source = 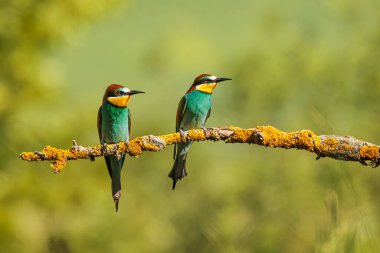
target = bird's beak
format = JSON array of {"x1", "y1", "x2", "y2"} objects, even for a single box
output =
[
  {"x1": 215, "y1": 77, "x2": 232, "y2": 83},
  {"x1": 128, "y1": 90, "x2": 145, "y2": 95}
]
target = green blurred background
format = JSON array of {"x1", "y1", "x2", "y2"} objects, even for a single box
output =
[{"x1": 1, "y1": 0, "x2": 380, "y2": 252}]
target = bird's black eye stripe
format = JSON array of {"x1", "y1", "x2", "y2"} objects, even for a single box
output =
[{"x1": 195, "y1": 78, "x2": 211, "y2": 85}]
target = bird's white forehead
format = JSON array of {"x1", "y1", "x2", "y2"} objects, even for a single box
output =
[
  {"x1": 208, "y1": 75, "x2": 217, "y2": 81},
  {"x1": 120, "y1": 87, "x2": 130, "y2": 93}
]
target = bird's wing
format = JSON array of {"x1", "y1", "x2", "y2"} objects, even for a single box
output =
[
  {"x1": 128, "y1": 109, "x2": 131, "y2": 139},
  {"x1": 97, "y1": 105, "x2": 102, "y2": 142},
  {"x1": 98, "y1": 105, "x2": 113, "y2": 178},
  {"x1": 176, "y1": 96, "x2": 187, "y2": 132},
  {"x1": 174, "y1": 96, "x2": 187, "y2": 159},
  {"x1": 206, "y1": 107, "x2": 211, "y2": 123},
  {"x1": 120, "y1": 109, "x2": 131, "y2": 168}
]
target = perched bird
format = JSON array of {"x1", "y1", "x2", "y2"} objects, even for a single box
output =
[
  {"x1": 97, "y1": 84, "x2": 144, "y2": 211},
  {"x1": 169, "y1": 74, "x2": 232, "y2": 189}
]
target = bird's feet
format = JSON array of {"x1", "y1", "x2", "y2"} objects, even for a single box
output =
[
  {"x1": 101, "y1": 143, "x2": 108, "y2": 155},
  {"x1": 179, "y1": 129, "x2": 188, "y2": 139}
]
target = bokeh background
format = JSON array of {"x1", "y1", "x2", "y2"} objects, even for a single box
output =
[{"x1": 1, "y1": 0, "x2": 380, "y2": 252}]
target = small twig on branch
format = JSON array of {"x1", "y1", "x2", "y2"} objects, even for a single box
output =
[{"x1": 20, "y1": 126, "x2": 380, "y2": 172}]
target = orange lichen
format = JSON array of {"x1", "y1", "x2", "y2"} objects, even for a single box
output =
[
  {"x1": 92, "y1": 145, "x2": 103, "y2": 155},
  {"x1": 252, "y1": 126, "x2": 317, "y2": 151},
  {"x1": 319, "y1": 138, "x2": 338, "y2": 152},
  {"x1": 187, "y1": 129, "x2": 206, "y2": 141},
  {"x1": 42, "y1": 146, "x2": 70, "y2": 172},
  {"x1": 20, "y1": 152, "x2": 39, "y2": 161},
  {"x1": 143, "y1": 141, "x2": 160, "y2": 152},
  {"x1": 50, "y1": 159, "x2": 67, "y2": 173},
  {"x1": 161, "y1": 133, "x2": 181, "y2": 145},
  {"x1": 298, "y1": 130, "x2": 316, "y2": 150},
  {"x1": 43, "y1": 146, "x2": 68, "y2": 160},
  {"x1": 256, "y1": 126, "x2": 289, "y2": 147},
  {"x1": 19, "y1": 126, "x2": 380, "y2": 169},
  {"x1": 288, "y1": 130, "x2": 316, "y2": 151},
  {"x1": 126, "y1": 139, "x2": 143, "y2": 157},
  {"x1": 116, "y1": 141, "x2": 127, "y2": 153},
  {"x1": 360, "y1": 145, "x2": 380, "y2": 159},
  {"x1": 256, "y1": 126, "x2": 283, "y2": 147},
  {"x1": 71, "y1": 149, "x2": 88, "y2": 159},
  {"x1": 341, "y1": 144, "x2": 354, "y2": 151},
  {"x1": 228, "y1": 127, "x2": 253, "y2": 143}
]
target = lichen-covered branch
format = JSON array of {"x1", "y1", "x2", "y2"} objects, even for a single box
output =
[{"x1": 20, "y1": 126, "x2": 380, "y2": 172}]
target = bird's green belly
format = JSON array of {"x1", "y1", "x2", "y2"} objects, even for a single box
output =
[
  {"x1": 181, "y1": 91, "x2": 211, "y2": 130},
  {"x1": 101, "y1": 104, "x2": 130, "y2": 144}
]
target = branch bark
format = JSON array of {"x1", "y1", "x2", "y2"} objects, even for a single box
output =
[{"x1": 20, "y1": 126, "x2": 380, "y2": 172}]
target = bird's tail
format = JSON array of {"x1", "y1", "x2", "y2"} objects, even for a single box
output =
[
  {"x1": 108, "y1": 156, "x2": 124, "y2": 212},
  {"x1": 168, "y1": 155, "x2": 187, "y2": 190},
  {"x1": 112, "y1": 177, "x2": 122, "y2": 212}
]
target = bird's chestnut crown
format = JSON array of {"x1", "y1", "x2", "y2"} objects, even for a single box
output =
[
  {"x1": 187, "y1": 74, "x2": 232, "y2": 94},
  {"x1": 103, "y1": 84, "x2": 144, "y2": 107}
]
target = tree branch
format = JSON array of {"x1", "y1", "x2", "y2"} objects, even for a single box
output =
[{"x1": 20, "y1": 126, "x2": 380, "y2": 172}]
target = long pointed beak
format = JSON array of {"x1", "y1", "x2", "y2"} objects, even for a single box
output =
[
  {"x1": 215, "y1": 77, "x2": 232, "y2": 83},
  {"x1": 128, "y1": 90, "x2": 145, "y2": 95}
]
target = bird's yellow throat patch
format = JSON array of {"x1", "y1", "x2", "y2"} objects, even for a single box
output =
[
  {"x1": 107, "y1": 95, "x2": 131, "y2": 107},
  {"x1": 195, "y1": 83, "x2": 217, "y2": 94}
]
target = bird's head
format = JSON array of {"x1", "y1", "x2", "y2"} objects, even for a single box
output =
[
  {"x1": 103, "y1": 84, "x2": 145, "y2": 107},
  {"x1": 187, "y1": 74, "x2": 232, "y2": 94}
]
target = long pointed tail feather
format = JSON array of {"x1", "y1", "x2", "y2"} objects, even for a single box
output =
[
  {"x1": 168, "y1": 156, "x2": 187, "y2": 190},
  {"x1": 112, "y1": 175, "x2": 122, "y2": 212},
  {"x1": 109, "y1": 156, "x2": 124, "y2": 212},
  {"x1": 169, "y1": 142, "x2": 192, "y2": 189}
]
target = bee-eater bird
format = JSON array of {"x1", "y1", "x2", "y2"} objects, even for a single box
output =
[
  {"x1": 97, "y1": 84, "x2": 144, "y2": 211},
  {"x1": 169, "y1": 74, "x2": 232, "y2": 190}
]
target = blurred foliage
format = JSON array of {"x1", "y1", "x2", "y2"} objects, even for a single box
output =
[
  {"x1": 0, "y1": 0, "x2": 123, "y2": 160},
  {"x1": 1, "y1": 0, "x2": 380, "y2": 252}
]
